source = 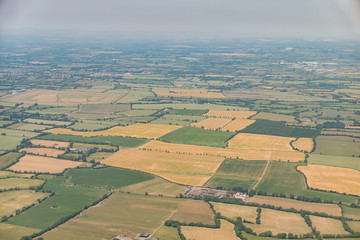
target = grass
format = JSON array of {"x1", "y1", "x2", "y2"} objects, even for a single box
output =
[
  {"x1": 25, "y1": 118, "x2": 72, "y2": 126},
  {"x1": 65, "y1": 167, "x2": 155, "y2": 189},
  {"x1": 7, "y1": 176, "x2": 108, "y2": 230},
  {"x1": 152, "y1": 225, "x2": 181, "y2": 240},
  {"x1": 308, "y1": 154, "x2": 360, "y2": 171},
  {"x1": 72, "y1": 142, "x2": 117, "y2": 151},
  {"x1": 0, "y1": 152, "x2": 22, "y2": 169},
  {"x1": 169, "y1": 108, "x2": 208, "y2": 116},
  {"x1": 8, "y1": 123, "x2": 52, "y2": 131},
  {"x1": 251, "y1": 112, "x2": 295, "y2": 123},
  {"x1": 310, "y1": 216, "x2": 348, "y2": 235},
  {"x1": 0, "y1": 178, "x2": 44, "y2": 190},
  {"x1": 151, "y1": 114, "x2": 205, "y2": 126},
  {"x1": 347, "y1": 221, "x2": 360, "y2": 233},
  {"x1": 38, "y1": 133, "x2": 148, "y2": 147},
  {"x1": 182, "y1": 220, "x2": 239, "y2": 240},
  {"x1": 159, "y1": 126, "x2": 234, "y2": 148},
  {"x1": 70, "y1": 120, "x2": 118, "y2": 131},
  {"x1": 0, "y1": 223, "x2": 39, "y2": 240},
  {"x1": 314, "y1": 138, "x2": 360, "y2": 157},
  {"x1": 132, "y1": 103, "x2": 247, "y2": 111},
  {"x1": 205, "y1": 158, "x2": 267, "y2": 190},
  {"x1": 86, "y1": 152, "x2": 114, "y2": 162},
  {"x1": 212, "y1": 202, "x2": 258, "y2": 222},
  {"x1": 341, "y1": 205, "x2": 360, "y2": 220}
]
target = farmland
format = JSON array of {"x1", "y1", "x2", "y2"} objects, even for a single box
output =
[
  {"x1": 0, "y1": 152, "x2": 22, "y2": 169},
  {"x1": 30, "y1": 139, "x2": 70, "y2": 149},
  {"x1": 190, "y1": 117, "x2": 232, "y2": 130},
  {"x1": 155, "y1": 88, "x2": 225, "y2": 98},
  {"x1": 314, "y1": 136, "x2": 360, "y2": 157},
  {"x1": 292, "y1": 138, "x2": 314, "y2": 152},
  {"x1": 308, "y1": 154, "x2": 360, "y2": 171},
  {"x1": 24, "y1": 118, "x2": 72, "y2": 126},
  {"x1": 0, "y1": 178, "x2": 44, "y2": 190},
  {"x1": 221, "y1": 119, "x2": 256, "y2": 132},
  {"x1": 310, "y1": 216, "x2": 348, "y2": 235},
  {"x1": 204, "y1": 110, "x2": 257, "y2": 119},
  {"x1": 182, "y1": 220, "x2": 239, "y2": 240},
  {"x1": 19, "y1": 148, "x2": 65, "y2": 157},
  {"x1": 212, "y1": 202, "x2": 258, "y2": 222}
]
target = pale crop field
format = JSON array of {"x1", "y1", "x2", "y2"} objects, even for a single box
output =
[
  {"x1": 182, "y1": 220, "x2": 239, "y2": 240},
  {"x1": 20, "y1": 148, "x2": 65, "y2": 157},
  {"x1": 0, "y1": 178, "x2": 44, "y2": 191},
  {"x1": 221, "y1": 119, "x2": 255, "y2": 132},
  {"x1": 103, "y1": 148, "x2": 224, "y2": 186},
  {"x1": 155, "y1": 88, "x2": 224, "y2": 98},
  {"x1": 212, "y1": 202, "x2": 258, "y2": 222},
  {"x1": 292, "y1": 138, "x2": 314, "y2": 152},
  {"x1": 297, "y1": 164, "x2": 360, "y2": 196},
  {"x1": 205, "y1": 110, "x2": 257, "y2": 119},
  {"x1": 310, "y1": 216, "x2": 348, "y2": 235},
  {"x1": 244, "y1": 208, "x2": 311, "y2": 235},
  {"x1": 8, "y1": 155, "x2": 82, "y2": 173},
  {"x1": 46, "y1": 123, "x2": 181, "y2": 139},
  {"x1": 190, "y1": 117, "x2": 232, "y2": 130},
  {"x1": 347, "y1": 221, "x2": 360, "y2": 232},
  {"x1": 30, "y1": 139, "x2": 70, "y2": 149}
]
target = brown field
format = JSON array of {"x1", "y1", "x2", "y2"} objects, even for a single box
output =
[
  {"x1": 155, "y1": 89, "x2": 224, "y2": 99},
  {"x1": 250, "y1": 112, "x2": 295, "y2": 123},
  {"x1": 298, "y1": 164, "x2": 360, "y2": 196},
  {"x1": 248, "y1": 195, "x2": 342, "y2": 216},
  {"x1": 292, "y1": 138, "x2": 314, "y2": 152},
  {"x1": 19, "y1": 148, "x2": 65, "y2": 157},
  {"x1": 205, "y1": 110, "x2": 257, "y2": 119},
  {"x1": 221, "y1": 119, "x2": 255, "y2": 132},
  {"x1": 30, "y1": 139, "x2": 70, "y2": 148},
  {"x1": 103, "y1": 148, "x2": 224, "y2": 186},
  {"x1": 142, "y1": 140, "x2": 305, "y2": 162},
  {"x1": 182, "y1": 220, "x2": 239, "y2": 240},
  {"x1": 46, "y1": 123, "x2": 181, "y2": 139},
  {"x1": 190, "y1": 117, "x2": 232, "y2": 130},
  {"x1": 4, "y1": 89, "x2": 120, "y2": 106},
  {"x1": 310, "y1": 216, "x2": 348, "y2": 235},
  {"x1": 347, "y1": 221, "x2": 360, "y2": 232},
  {"x1": 244, "y1": 208, "x2": 311, "y2": 235},
  {"x1": 8, "y1": 155, "x2": 82, "y2": 173},
  {"x1": 212, "y1": 202, "x2": 257, "y2": 222},
  {"x1": 25, "y1": 118, "x2": 72, "y2": 126},
  {"x1": 228, "y1": 133, "x2": 294, "y2": 151}
]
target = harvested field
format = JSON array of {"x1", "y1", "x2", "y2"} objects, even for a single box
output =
[
  {"x1": 30, "y1": 139, "x2": 70, "y2": 148},
  {"x1": 248, "y1": 195, "x2": 342, "y2": 216},
  {"x1": 155, "y1": 88, "x2": 224, "y2": 99},
  {"x1": 292, "y1": 138, "x2": 314, "y2": 152},
  {"x1": 212, "y1": 202, "x2": 257, "y2": 222},
  {"x1": 342, "y1": 205, "x2": 360, "y2": 220},
  {"x1": 205, "y1": 110, "x2": 257, "y2": 119},
  {"x1": 104, "y1": 148, "x2": 224, "y2": 186},
  {"x1": 0, "y1": 190, "x2": 49, "y2": 217},
  {"x1": 0, "y1": 178, "x2": 44, "y2": 190},
  {"x1": 221, "y1": 119, "x2": 255, "y2": 132},
  {"x1": 8, "y1": 155, "x2": 82, "y2": 173},
  {"x1": 0, "y1": 223, "x2": 39, "y2": 240},
  {"x1": 25, "y1": 118, "x2": 72, "y2": 126},
  {"x1": 46, "y1": 123, "x2": 181, "y2": 139},
  {"x1": 190, "y1": 117, "x2": 232, "y2": 130},
  {"x1": 310, "y1": 216, "x2": 347, "y2": 235},
  {"x1": 244, "y1": 208, "x2": 311, "y2": 235},
  {"x1": 347, "y1": 221, "x2": 360, "y2": 232},
  {"x1": 182, "y1": 220, "x2": 239, "y2": 240},
  {"x1": 250, "y1": 112, "x2": 295, "y2": 123},
  {"x1": 298, "y1": 164, "x2": 360, "y2": 196},
  {"x1": 20, "y1": 148, "x2": 65, "y2": 157},
  {"x1": 228, "y1": 133, "x2": 294, "y2": 151}
]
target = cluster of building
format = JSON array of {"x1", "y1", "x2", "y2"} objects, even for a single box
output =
[
  {"x1": 113, "y1": 232, "x2": 156, "y2": 240},
  {"x1": 184, "y1": 186, "x2": 248, "y2": 201}
]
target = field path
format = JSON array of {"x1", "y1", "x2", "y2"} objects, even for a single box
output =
[
  {"x1": 252, "y1": 159, "x2": 271, "y2": 190},
  {"x1": 151, "y1": 209, "x2": 177, "y2": 237}
]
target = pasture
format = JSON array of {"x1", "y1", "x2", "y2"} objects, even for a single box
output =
[
  {"x1": 20, "y1": 147, "x2": 65, "y2": 157},
  {"x1": 152, "y1": 225, "x2": 181, "y2": 240},
  {"x1": 314, "y1": 137, "x2": 360, "y2": 157},
  {"x1": 298, "y1": 164, "x2": 360, "y2": 196},
  {"x1": 70, "y1": 120, "x2": 118, "y2": 131},
  {"x1": 25, "y1": 118, "x2": 72, "y2": 126},
  {"x1": 8, "y1": 123, "x2": 52, "y2": 131},
  {"x1": 8, "y1": 155, "x2": 82, "y2": 173},
  {"x1": 104, "y1": 148, "x2": 224, "y2": 186},
  {"x1": 341, "y1": 205, "x2": 360, "y2": 220},
  {"x1": 221, "y1": 119, "x2": 255, "y2": 132},
  {"x1": 0, "y1": 223, "x2": 39, "y2": 240},
  {"x1": 151, "y1": 114, "x2": 205, "y2": 126},
  {"x1": 190, "y1": 117, "x2": 232, "y2": 130},
  {"x1": 78, "y1": 103, "x2": 131, "y2": 113},
  {"x1": 347, "y1": 221, "x2": 360, "y2": 232},
  {"x1": 212, "y1": 202, "x2": 258, "y2": 222},
  {"x1": 204, "y1": 110, "x2": 257, "y2": 119},
  {"x1": 0, "y1": 152, "x2": 22, "y2": 169},
  {"x1": 30, "y1": 139, "x2": 70, "y2": 149},
  {"x1": 72, "y1": 142, "x2": 116, "y2": 151},
  {"x1": 169, "y1": 108, "x2": 208, "y2": 116},
  {"x1": 251, "y1": 112, "x2": 295, "y2": 123},
  {"x1": 0, "y1": 178, "x2": 44, "y2": 190},
  {"x1": 155, "y1": 88, "x2": 224, "y2": 98},
  {"x1": 86, "y1": 152, "x2": 114, "y2": 162},
  {"x1": 308, "y1": 154, "x2": 360, "y2": 171},
  {"x1": 310, "y1": 216, "x2": 348, "y2": 235},
  {"x1": 182, "y1": 220, "x2": 239, "y2": 240},
  {"x1": 292, "y1": 138, "x2": 314, "y2": 152}
]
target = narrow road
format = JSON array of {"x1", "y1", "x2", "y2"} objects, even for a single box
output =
[
  {"x1": 151, "y1": 209, "x2": 177, "y2": 237},
  {"x1": 251, "y1": 159, "x2": 271, "y2": 190}
]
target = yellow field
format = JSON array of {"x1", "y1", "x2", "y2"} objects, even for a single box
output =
[
  {"x1": 182, "y1": 220, "x2": 238, "y2": 240},
  {"x1": 228, "y1": 133, "x2": 294, "y2": 151},
  {"x1": 4, "y1": 89, "x2": 120, "y2": 106},
  {"x1": 30, "y1": 139, "x2": 70, "y2": 148},
  {"x1": 103, "y1": 148, "x2": 224, "y2": 186},
  {"x1": 46, "y1": 123, "x2": 181, "y2": 139},
  {"x1": 244, "y1": 209, "x2": 311, "y2": 235},
  {"x1": 190, "y1": 117, "x2": 232, "y2": 130},
  {"x1": 8, "y1": 155, "x2": 82, "y2": 173},
  {"x1": 155, "y1": 89, "x2": 224, "y2": 98},
  {"x1": 204, "y1": 110, "x2": 257, "y2": 119},
  {"x1": 142, "y1": 140, "x2": 304, "y2": 162},
  {"x1": 298, "y1": 164, "x2": 360, "y2": 196},
  {"x1": 212, "y1": 202, "x2": 257, "y2": 222},
  {"x1": 292, "y1": 138, "x2": 314, "y2": 152},
  {"x1": 20, "y1": 148, "x2": 65, "y2": 157},
  {"x1": 221, "y1": 119, "x2": 255, "y2": 132},
  {"x1": 310, "y1": 216, "x2": 348, "y2": 235},
  {"x1": 347, "y1": 221, "x2": 360, "y2": 232},
  {"x1": 248, "y1": 195, "x2": 342, "y2": 216}
]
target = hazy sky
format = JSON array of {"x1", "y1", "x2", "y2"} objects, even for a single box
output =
[{"x1": 1, "y1": 0, "x2": 360, "y2": 39}]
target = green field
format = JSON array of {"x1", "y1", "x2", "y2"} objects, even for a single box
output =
[
  {"x1": 86, "y1": 152, "x2": 114, "y2": 162},
  {"x1": 7, "y1": 176, "x2": 108, "y2": 230},
  {"x1": 205, "y1": 158, "x2": 267, "y2": 190},
  {"x1": 341, "y1": 205, "x2": 360, "y2": 220},
  {"x1": 0, "y1": 120, "x2": 13, "y2": 127},
  {"x1": 133, "y1": 103, "x2": 247, "y2": 111},
  {"x1": 308, "y1": 154, "x2": 360, "y2": 171},
  {"x1": 314, "y1": 138, "x2": 360, "y2": 157},
  {"x1": 70, "y1": 120, "x2": 118, "y2": 131},
  {"x1": 72, "y1": 142, "x2": 117, "y2": 151},
  {"x1": 251, "y1": 112, "x2": 295, "y2": 123},
  {"x1": 0, "y1": 152, "x2": 22, "y2": 169},
  {"x1": 38, "y1": 134, "x2": 148, "y2": 148},
  {"x1": 159, "y1": 126, "x2": 234, "y2": 148},
  {"x1": 151, "y1": 114, "x2": 205, "y2": 126},
  {"x1": 255, "y1": 161, "x2": 358, "y2": 204},
  {"x1": 0, "y1": 128, "x2": 40, "y2": 151},
  {"x1": 169, "y1": 108, "x2": 208, "y2": 116},
  {"x1": 65, "y1": 167, "x2": 155, "y2": 189}
]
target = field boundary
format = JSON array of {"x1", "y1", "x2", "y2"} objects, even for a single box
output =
[{"x1": 251, "y1": 160, "x2": 271, "y2": 190}]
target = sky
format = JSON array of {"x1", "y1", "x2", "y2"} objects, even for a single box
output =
[{"x1": 0, "y1": 0, "x2": 360, "y2": 40}]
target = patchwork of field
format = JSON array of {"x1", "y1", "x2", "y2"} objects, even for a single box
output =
[
  {"x1": 104, "y1": 148, "x2": 224, "y2": 186},
  {"x1": 70, "y1": 120, "x2": 119, "y2": 131},
  {"x1": 46, "y1": 123, "x2": 181, "y2": 139},
  {"x1": 243, "y1": 208, "x2": 311, "y2": 235},
  {"x1": 30, "y1": 139, "x2": 70, "y2": 149},
  {"x1": 212, "y1": 202, "x2": 257, "y2": 222},
  {"x1": 221, "y1": 119, "x2": 256, "y2": 132},
  {"x1": 0, "y1": 129, "x2": 40, "y2": 151},
  {"x1": 25, "y1": 118, "x2": 72, "y2": 126},
  {"x1": 190, "y1": 117, "x2": 232, "y2": 130},
  {"x1": 77, "y1": 103, "x2": 131, "y2": 113},
  {"x1": 248, "y1": 195, "x2": 342, "y2": 216},
  {"x1": 298, "y1": 164, "x2": 360, "y2": 196},
  {"x1": 250, "y1": 112, "x2": 295, "y2": 123},
  {"x1": 155, "y1": 88, "x2": 224, "y2": 98},
  {"x1": 20, "y1": 147, "x2": 65, "y2": 157},
  {"x1": 292, "y1": 138, "x2": 314, "y2": 152},
  {"x1": 310, "y1": 216, "x2": 348, "y2": 235},
  {"x1": 0, "y1": 178, "x2": 44, "y2": 190},
  {"x1": 204, "y1": 110, "x2": 257, "y2": 119},
  {"x1": 0, "y1": 152, "x2": 22, "y2": 169},
  {"x1": 132, "y1": 103, "x2": 247, "y2": 111},
  {"x1": 8, "y1": 155, "x2": 82, "y2": 173},
  {"x1": 0, "y1": 190, "x2": 49, "y2": 217},
  {"x1": 8, "y1": 123, "x2": 52, "y2": 131},
  {"x1": 308, "y1": 154, "x2": 360, "y2": 171},
  {"x1": 151, "y1": 114, "x2": 205, "y2": 126},
  {"x1": 182, "y1": 220, "x2": 238, "y2": 240},
  {"x1": 314, "y1": 136, "x2": 360, "y2": 157}
]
